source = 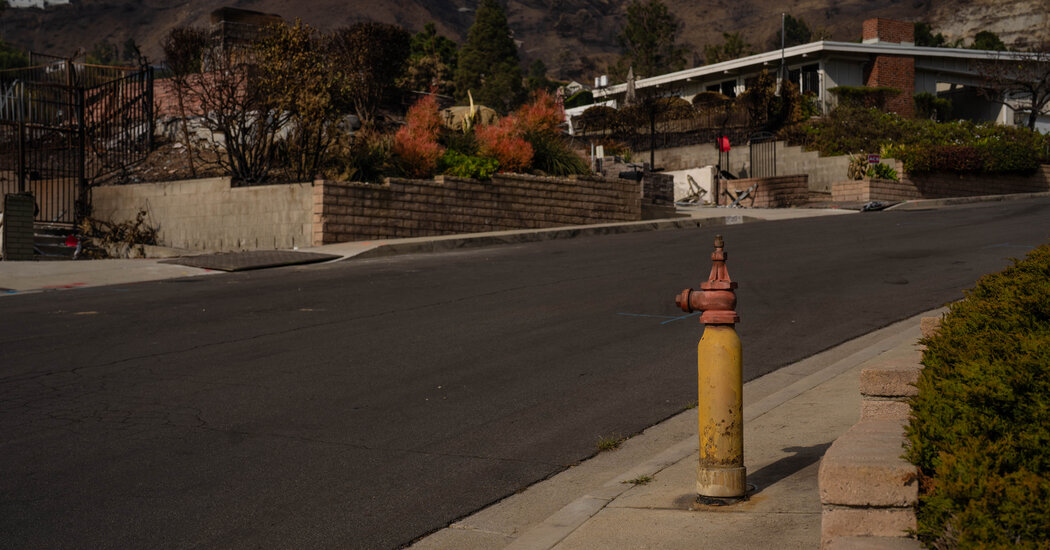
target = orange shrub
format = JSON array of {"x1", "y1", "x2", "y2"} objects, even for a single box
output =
[
  {"x1": 514, "y1": 89, "x2": 563, "y2": 135},
  {"x1": 476, "y1": 116, "x2": 533, "y2": 173},
  {"x1": 403, "y1": 93, "x2": 443, "y2": 137},
  {"x1": 394, "y1": 94, "x2": 445, "y2": 178}
]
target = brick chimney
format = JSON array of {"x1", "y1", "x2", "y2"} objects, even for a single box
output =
[
  {"x1": 861, "y1": 18, "x2": 916, "y2": 117},
  {"x1": 862, "y1": 18, "x2": 915, "y2": 45}
]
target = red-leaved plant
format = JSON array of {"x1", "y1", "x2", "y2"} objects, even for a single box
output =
[
  {"x1": 514, "y1": 89, "x2": 563, "y2": 135},
  {"x1": 394, "y1": 94, "x2": 445, "y2": 178},
  {"x1": 476, "y1": 116, "x2": 533, "y2": 173}
]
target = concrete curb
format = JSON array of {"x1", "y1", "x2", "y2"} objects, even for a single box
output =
[
  {"x1": 885, "y1": 191, "x2": 1050, "y2": 211},
  {"x1": 342, "y1": 216, "x2": 756, "y2": 261}
]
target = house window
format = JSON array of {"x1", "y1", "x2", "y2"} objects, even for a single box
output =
[
  {"x1": 787, "y1": 64, "x2": 820, "y2": 94},
  {"x1": 706, "y1": 80, "x2": 737, "y2": 97},
  {"x1": 801, "y1": 64, "x2": 820, "y2": 94}
]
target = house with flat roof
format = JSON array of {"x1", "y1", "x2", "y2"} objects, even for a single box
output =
[{"x1": 592, "y1": 18, "x2": 1049, "y2": 132}]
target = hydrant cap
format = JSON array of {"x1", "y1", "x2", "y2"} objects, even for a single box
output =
[{"x1": 699, "y1": 234, "x2": 737, "y2": 291}]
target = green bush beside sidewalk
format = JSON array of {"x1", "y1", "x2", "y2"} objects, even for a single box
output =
[{"x1": 906, "y1": 243, "x2": 1050, "y2": 547}]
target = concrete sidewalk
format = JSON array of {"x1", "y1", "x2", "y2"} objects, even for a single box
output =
[
  {"x1": 408, "y1": 310, "x2": 935, "y2": 550},
  {"x1": 0, "y1": 206, "x2": 851, "y2": 295}
]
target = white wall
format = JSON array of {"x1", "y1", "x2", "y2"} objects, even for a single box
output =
[
  {"x1": 665, "y1": 166, "x2": 717, "y2": 202},
  {"x1": 91, "y1": 177, "x2": 313, "y2": 253}
]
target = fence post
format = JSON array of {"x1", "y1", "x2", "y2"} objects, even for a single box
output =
[
  {"x1": 76, "y1": 86, "x2": 89, "y2": 222},
  {"x1": 17, "y1": 121, "x2": 26, "y2": 193},
  {"x1": 147, "y1": 66, "x2": 155, "y2": 152}
]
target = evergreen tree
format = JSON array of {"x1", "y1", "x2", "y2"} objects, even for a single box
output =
[
  {"x1": 617, "y1": 0, "x2": 689, "y2": 78},
  {"x1": 773, "y1": 15, "x2": 812, "y2": 48},
  {"x1": 703, "y1": 32, "x2": 755, "y2": 64},
  {"x1": 971, "y1": 30, "x2": 1006, "y2": 51},
  {"x1": 454, "y1": 0, "x2": 525, "y2": 113},
  {"x1": 915, "y1": 22, "x2": 949, "y2": 47},
  {"x1": 0, "y1": 39, "x2": 28, "y2": 71},
  {"x1": 400, "y1": 23, "x2": 459, "y2": 96}
]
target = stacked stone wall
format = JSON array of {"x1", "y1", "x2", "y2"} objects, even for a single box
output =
[
  {"x1": 832, "y1": 164, "x2": 1050, "y2": 202},
  {"x1": 722, "y1": 175, "x2": 810, "y2": 208},
  {"x1": 313, "y1": 174, "x2": 641, "y2": 245}
]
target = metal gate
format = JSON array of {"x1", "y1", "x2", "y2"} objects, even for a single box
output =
[
  {"x1": 748, "y1": 131, "x2": 776, "y2": 179},
  {"x1": 0, "y1": 57, "x2": 153, "y2": 225}
]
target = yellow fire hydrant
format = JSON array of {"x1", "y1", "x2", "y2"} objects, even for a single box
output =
[{"x1": 674, "y1": 235, "x2": 746, "y2": 499}]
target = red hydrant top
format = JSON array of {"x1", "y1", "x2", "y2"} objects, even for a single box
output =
[{"x1": 674, "y1": 235, "x2": 740, "y2": 325}]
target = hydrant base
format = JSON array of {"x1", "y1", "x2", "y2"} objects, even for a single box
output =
[{"x1": 697, "y1": 466, "x2": 747, "y2": 498}]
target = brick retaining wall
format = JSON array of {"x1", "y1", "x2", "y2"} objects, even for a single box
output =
[
  {"x1": 722, "y1": 175, "x2": 810, "y2": 208},
  {"x1": 90, "y1": 174, "x2": 641, "y2": 252},
  {"x1": 832, "y1": 178, "x2": 921, "y2": 202},
  {"x1": 314, "y1": 173, "x2": 641, "y2": 245},
  {"x1": 905, "y1": 163, "x2": 1050, "y2": 198},
  {"x1": 833, "y1": 164, "x2": 1050, "y2": 202}
]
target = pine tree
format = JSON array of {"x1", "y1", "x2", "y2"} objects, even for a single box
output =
[
  {"x1": 772, "y1": 15, "x2": 812, "y2": 49},
  {"x1": 454, "y1": 0, "x2": 525, "y2": 113},
  {"x1": 617, "y1": 0, "x2": 690, "y2": 78}
]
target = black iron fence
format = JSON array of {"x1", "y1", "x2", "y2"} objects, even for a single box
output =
[
  {"x1": 0, "y1": 58, "x2": 153, "y2": 225},
  {"x1": 571, "y1": 102, "x2": 771, "y2": 154},
  {"x1": 749, "y1": 131, "x2": 777, "y2": 179}
]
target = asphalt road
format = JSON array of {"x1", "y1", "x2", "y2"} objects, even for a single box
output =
[{"x1": 2, "y1": 199, "x2": 1048, "y2": 549}]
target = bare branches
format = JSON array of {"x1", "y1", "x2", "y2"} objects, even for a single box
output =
[
  {"x1": 975, "y1": 47, "x2": 1050, "y2": 130},
  {"x1": 182, "y1": 42, "x2": 288, "y2": 185}
]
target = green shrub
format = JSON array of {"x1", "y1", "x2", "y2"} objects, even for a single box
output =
[
  {"x1": 914, "y1": 92, "x2": 952, "y2": 121},
  {"x1": 906, "y1": 243, "x2": 1050, "y2": 548},
  {"x1": 829, "y1": 86, "x2": 902, "y2": 110},
  {"x1": 440, "y1": 149, "x2": 498, "y2": 180},
  {"x1": 526, "y1": 131, "x2": 589, "y2": 176},
  {"x1": 866, "y1": 162, "x2": 898, "y2": 181},
  {"x1": 443, "y1": 128, "x2": 479, "y2": 156},
  {"x1": 337, "y1": 126, "x2": 394, "y2": 183},
  {"x1": 795, "y1": 105, "x2": 1049, "y2": 175}
]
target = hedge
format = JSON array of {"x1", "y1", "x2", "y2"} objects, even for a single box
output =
[
  {"x1": 784, "y1": 105, "x2": 1050, "y2": 175},
  {"x1": 905, "y1": 243, "x2": 1050, "y2": 548},
  {"x1": 829, "y1": 85, "x2": 902, "y2": 110}
]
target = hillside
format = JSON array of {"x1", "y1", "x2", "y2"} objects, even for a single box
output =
[{"x1": 2, "y1": 0, "x2": 1046, "y2": 80}]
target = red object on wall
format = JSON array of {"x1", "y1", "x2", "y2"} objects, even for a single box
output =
[{"x1": 717, "y1": 136, "x2": 731, "y2": 152}]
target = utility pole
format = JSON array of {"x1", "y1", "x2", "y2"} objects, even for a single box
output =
[{"x1": 777, "y1": 13, "x2": 786, "y2": 97}]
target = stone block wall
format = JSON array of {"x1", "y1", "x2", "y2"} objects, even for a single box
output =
[
  {"x1": 2, "y1": 193, "x2": 35, "y2": 261},
  {"x1": 314, "y1": 173, "x2": 641, "y2": 245},
  {"x1": 905, "y1": 163, "x2": 1050, "y2": 197},
  {"x1": 818, "y1": 317, "x2": 940, "y2": 549},
  {"x1": 90, "y1": 173, "x2": 641, "y2": 252},
  {"x1": 91, "y1": 177, "x2": 313, "y2": 252},
  {"x1": 832, "y1": 164, "x2": 1050, "y2": 202},
  {"x1": 642, "y1": 173, "x2": 674, "y2": 205},
  {"x1": 832, "y1": 178, "x2": 921, "y2": 202},
  {"x1": 722, "y1": 175, "x2": 810, "y2": 208}
]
